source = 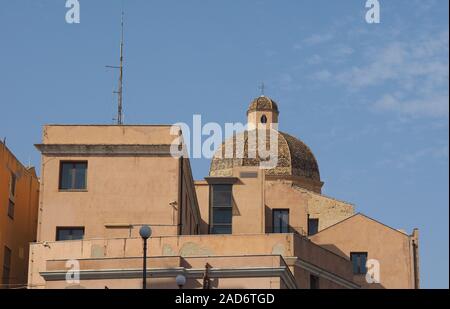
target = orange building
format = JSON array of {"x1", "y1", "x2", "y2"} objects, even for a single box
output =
[{"x1": 0, "y1": 141, "x2": 40, "y2": 289}]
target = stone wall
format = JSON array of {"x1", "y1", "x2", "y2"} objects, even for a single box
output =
[{"x1": 293, "y1": 186, "x2": 355, "y2": 231}]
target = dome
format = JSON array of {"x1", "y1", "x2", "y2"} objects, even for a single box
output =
[
  {"x1": 209, "y1": 130, "x2": 321, "y2": 183},
  {"x1": 247, "y1": 96, "x2": 279, "y2": 115}
]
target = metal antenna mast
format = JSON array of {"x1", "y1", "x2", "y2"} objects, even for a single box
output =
[{"x1": 107, "y1": 10, "x2": 125, "y2": 125}]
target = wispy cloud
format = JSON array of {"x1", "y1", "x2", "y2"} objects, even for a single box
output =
[
  {"x1": 373, "y1": 94, "x2": 449, "y2": 118},
  {"x1": 377, "y1": 144, "x2": 449, "y2": 169},
  {"x1": 302, "y1": 33, "x2": 334, "y2": 46},
  {"x1": 307, "y1": 54, "x2": 323, "y2": 65},
  {"x1": 336, "y1": 31, "x2": 448, "y2": 89},
  {"x1": 317, "y1": 29, "x2": 449, "y2": 118},
  {"x1": 310, "y1": 69, "x2": 332, "y2": 82}
]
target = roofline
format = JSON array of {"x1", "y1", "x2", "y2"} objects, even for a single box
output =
[
  {"x1": 0, "y1": 141, "x2": 38, "y2": 178},
  {"x1": 298, "y1": 234, "x2": 353, "y2": 263},
  {"x1": 42, "y1": 124, "x2": 175, "y2": 127},
  {"x1": 292, "y1": 185, "x2": 354, "y2": 206},
  {"x1": 312, "y1": 212, "x2": 415, "y2": 237}
]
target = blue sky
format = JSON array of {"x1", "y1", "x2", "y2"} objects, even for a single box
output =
[{"x1": 0, "y1": 0, "x2": 448, "y2": 288}]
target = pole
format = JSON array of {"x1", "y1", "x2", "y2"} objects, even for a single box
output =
[
  {"x1": 143, "y1": 238, "x2": 147, "y2": 289},
  {"x1": 117, "y1": 10, "x2": 124, "y2": 125}
]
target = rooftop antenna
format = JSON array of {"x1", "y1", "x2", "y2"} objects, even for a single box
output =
[{"x1": 106, "y1": 9, "x2": 125, "y2": 125}]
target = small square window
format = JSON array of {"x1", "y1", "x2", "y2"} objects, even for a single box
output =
[
  {"x1": 56, "y1": 227, "x2": 85, "y2": 241},
  {"x1": 308, "y1": 217, "x2": 319, "y2": 236},
  {"x1": 350, "y1": 252, "x2": 368, "y2": 275},
  {"x1": 273, "y1": 209, "x2": 289, "y2": 233},
  {"x1": 59, "y1": 162, "x2": 87, "y2": 190}
]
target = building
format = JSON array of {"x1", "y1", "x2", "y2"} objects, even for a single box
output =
[
  {"x1": 0, "y1": 141, "x2": 40, "y2": 289},
  {"x1": 27, "y1": 96, "x2": 420, "y2": 289}
]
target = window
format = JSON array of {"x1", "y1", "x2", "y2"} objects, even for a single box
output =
[
  {"x1": 272, "y1": 209, "x2": 289, "y2": 233},
  {"x1": 7, "y1": 200, "x2": 14, "y2": 219},
  {"x1": 59, "y1": 162, "x2": 87, "y2": 190},
  {"x1": 308, "y1": 217, "x2": 319, "y2": 236},
  {"x1": 310, "y1": 274, "x2": 319, "y2": 289},
  {"x1": 210, "y1": 185, "x2": 232, "y2": 234},
  {"x1": 261, "y1": 115, "x2": 268, "y2": 124},
  {"x1": 9, "y1": 172, "x2": 16, "y2": 197},
  {"x1": 2, "y1": 247, "x2": 11, "y2": 287},
  {"x1": 350, "y1": 252, "x2": 368, "y2": 275},
  {"x1": 56, "y1": 227, "x2": 85, "y2": 241}
]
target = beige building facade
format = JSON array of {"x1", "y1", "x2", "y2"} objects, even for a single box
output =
[{"x1": 28, "y1": 96, "x2": 420, "y2": 289}]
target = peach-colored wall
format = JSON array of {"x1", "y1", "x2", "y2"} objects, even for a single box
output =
[
  {"x1": 29, "y1": 234, "x2": 356, "y2": 289},
  {"x1": 45, "y1": 277, "x2": 283, "y2": 290},
  {"x1": 42, "y1": 125, "x2": 178, "y2": 145},
  {"x1": 28, "y1": 234, "x2": 296, "y2": 288},
  {"x1": 197, "y1": 167, "x2": 265, "y2": 235},
  {"x1": 36, "y1": 125, "x2": 199, "y2": 242},
  {"x1": 294, "y1": 236, "x2": 355, "y2": 285},
  {"x1": 230, "y1": 167, "x2": 265, "y2": 234},
  {"x1": 38, "y1": 155, "x2": 180, "y2": 240},
  {"x1": 194, "y1": 181, "x2": 209, "y2": 234},
  {"x1": 264, "y1": 181, "x2": 308, "y2": 235},
  {"x1": 0, "y1": 142, "x2": 39, "y2": 288},
  {"x1": 196, "y1": 172, "x2": 352, "y2": 237},
  {"x1": 310, "y1": 214, "x2": 417, "y2": 289},
  {"x1": 44, "y1": 255, "x2": 286, "y2": 289}
]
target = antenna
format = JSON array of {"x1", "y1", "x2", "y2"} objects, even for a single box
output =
[{"x1": 106, "y1": 10, "x2": 125, "y2": 125}]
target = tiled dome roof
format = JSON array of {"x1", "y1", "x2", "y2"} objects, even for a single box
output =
[
  {"x1": 209, "y1": 130, "x2": 320, "y2": 182},
  {"x1": 247, "y1": 96, "x2": 279, "y2": 114}
]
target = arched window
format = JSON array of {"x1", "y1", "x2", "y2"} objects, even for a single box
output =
[{"x1": 261, "y1": 115, "x2": 268, "y2": 124}]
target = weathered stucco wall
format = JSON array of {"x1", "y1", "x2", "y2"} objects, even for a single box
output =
[
  {"x1": 29, "y1": 233, "x2": 358, "y2": 289},
  {"x1": 230, "y1": 167, "x2": 265, "y2": 234},
  {"x1": 36, "y1": 125, "x2": 200, "y2": 242},
  {"x1": 43, "y1": 255, "x2": 287, "y2": 289},
  {"x1": 42, "y1": 125, "x2": 178, "y2": 145},
  {"x1": 38, "y1": 155, "x2": 181, "y2": 240},
  {"x1": 264, "y1": 180, "x2": 308, "y2": 235},
  {"x1": 28, "y1": 234, "x2": 296, "y2": 289},
  {"x1": 294, "y1": 186, "x2": 355, "y2": 231},
  {"x1": 195, "y1": 171, "x2": 354, "y2": 237},
  {"x1": 310, "y1": 214, "x2": 417, "y2": 289}
]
